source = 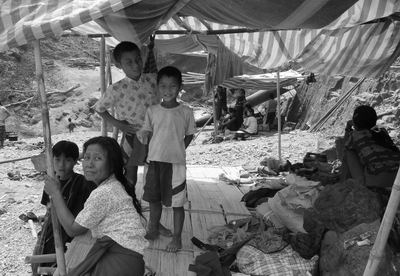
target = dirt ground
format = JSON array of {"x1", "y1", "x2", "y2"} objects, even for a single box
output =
[{"x1": 0, "y1": 128, "x2": 334, "y2": 275}]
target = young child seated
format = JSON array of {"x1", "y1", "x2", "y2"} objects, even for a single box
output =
[
  {"x1": 137, "y1": 66, "x2": 196, "y2": 252},
  {"x1": 33, "y1": 141, "x2": 96, "y2": 271},
  {"x1": 343, "y1": 105, "x2": 400, "y2": 188},
  {"x1": 234, "y1": 106, "x2": 258, "y2": 140}
]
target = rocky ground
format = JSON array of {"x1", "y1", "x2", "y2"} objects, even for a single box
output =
[{"x1": 0, "y1": 128, "x2": 334, "y2": 276}]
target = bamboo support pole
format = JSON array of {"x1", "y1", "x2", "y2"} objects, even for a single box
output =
[
  {"x1": 100, "y1": 36, "x2": 107, "y2": 137},
  {"x1": 25, "y1": 254, "x2": 56, "y2": 264},
  {"x1": 192, "y1": 115, "x2": 213, "y2": 144},
  {"x1": 212, "y1": 87, "x2": 218, "y2": 136},
  {"x1": 106, "y1": 47, "x2": 119, "y2": 141},
  {"x1": 363, "y1": 167, "x2": 400, "y2": 276},
  {"x1": 276, "y1": 71, "x2": 282, "y2": 162},
  {"x1": 33, "y1": 40, "x2": 66, "y2": 275}
]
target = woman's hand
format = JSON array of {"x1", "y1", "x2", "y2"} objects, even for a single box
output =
[{"x1": 44, "y1": 175, "x2": 62, "y2": 197}]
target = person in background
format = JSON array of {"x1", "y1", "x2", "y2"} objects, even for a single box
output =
[
  {"x1": 220, "y1": 89, "x2": 246, "y2": 132},
  {"x1": 343, "y1": 105, "x2": 400, "y2": 188},
  {"x1": 262, "y1": 94, "x2": 277, "y2": 131},
  {"x1": 214, "y1": 85, "x2": 228, "y2": 122},
  {"x1": 137, "y1": 66, "x2": 196, "y2": 252},
  {"x1": 33, "y1": 141, "x2": 96, "y2": 274},
  {"x1": 0, "y1": 102, "x2": 10, "y2": 148},
  {"x1": 67, "y1": 118, "x2": 76, "y2": 133},
  {"x1": 44, "y1": 136, "x2": 148, "y2": 275}
]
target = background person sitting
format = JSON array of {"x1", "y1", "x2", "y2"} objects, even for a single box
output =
[
  {"x1": 342, "y1": 105, "x2": 400, "y2": 188},
  {"x1": 220, "y1": 89, "x2": 246, "y2": 133},
  {"x1": 45, "y1": 136, "x2": 148, "y2": 276},
  {"x1": 234, "y1": 106, "x2": 258, "y2": 140}
]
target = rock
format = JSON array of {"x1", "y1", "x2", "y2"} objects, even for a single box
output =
[
  {"x1": 0, "y1": 208, "x2": 6, "y2": 215},
  {"x1": 87, "y1": 97, "x2": 98, "y2": 107},
  {"x1": 30, "y1": 114, "x2": 42, "y2": 124},
  {"x1": 381, "y1": 115, "x2": 397, "y2": 124}
]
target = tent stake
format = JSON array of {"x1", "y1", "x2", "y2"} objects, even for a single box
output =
[
  {"x1": 363, "y1": 167, "x2": 400, "y2": 276},
  {"x1": 33, "y1": 40, "x2": 66, "y2": 276},
  {"x1": 276, "y1": 71, "x2": 282, "y2": 163},
  {"x1": 100, "y1": 35, "x2": 107, "y2": 136}
]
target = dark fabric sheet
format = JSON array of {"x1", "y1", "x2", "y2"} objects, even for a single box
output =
[{"x1": 67, "y1": 236, "x2": 144, "y2": 276}]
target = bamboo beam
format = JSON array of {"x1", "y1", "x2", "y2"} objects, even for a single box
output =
[
  {"x1": 277, "y1": 71, "x2": 282, "y2": 162},
  {"x1": 25, "y1": 254, "x2": 56, "y2": 264},
  {"x1": 33, "y1": 40, "x2": 66, "y2": 275},
  {"x1": 100, "y1": 36, "x2": 107, "y2": 137},
  {"x1": 363, "y1": 168, "x2": 400, "y2": 276},
  {"x1": 61, "y1": 28, "x2": 267, "y2": 38}
]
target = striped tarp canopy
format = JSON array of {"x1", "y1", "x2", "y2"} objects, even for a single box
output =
[
  {"x1": 1, "y1": 0, "x2": 399, "y2": 81},
  {"x1": 155, "y1": 0, "x2": 400, "y2": 78},
  {"x1": 221, "y1": 70, "x2": 302, "y2": 91},
  {"x1": 0, "y1": 0, "x2": 361, "y2": 52}
]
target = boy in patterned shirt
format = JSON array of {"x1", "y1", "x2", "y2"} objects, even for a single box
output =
[
  {"x1": 95, "y1": 41, "x2": 159, "y2": 189},
  {"x1": 137, "y1": 66, "x2": 196, "y2": 252}
]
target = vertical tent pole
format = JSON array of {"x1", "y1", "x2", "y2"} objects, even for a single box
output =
[
  {"x1": 363, "y1": 167, "x2": 400, "y2": 276},
  {"x1": 33, "y1": 40, "x2": 66, "y2": 276},
  {"x1": 212, "y1": 87, "x2": 218, "y2": 136},
  {"x1": 105, "y1": 47, "x2": 118, "y2": 140},
  {"x1": 100, "y1": 35, "x2": 107, "y2": 136},
  {"x1": 277, "y1": 71, "x2": 282, "y2": 162}
]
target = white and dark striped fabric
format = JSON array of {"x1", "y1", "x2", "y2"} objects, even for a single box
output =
[
  {"x1": 0, "y1": 0, "x2": 141, "y2": 51},
  {"x1": 221, "y1": 70, "x2": 301, "y2": 91},
  {"x1": 1, "y1": 0, "x2": 399, "y2": 80}
]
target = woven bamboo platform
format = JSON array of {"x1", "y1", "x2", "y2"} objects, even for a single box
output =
[{"x1": 137, "y1": 165, "x2": 250, "y2": 276}]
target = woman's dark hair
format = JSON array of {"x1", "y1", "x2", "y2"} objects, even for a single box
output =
[
  {"x1": 157, "y1": 66, "x2": 182, "y2": 86},
  {"x1": 113, "y1": 41, "x2": 141, "y2": 64},
  {"x1": 353, "y1": 105, "x2": 377, "y2": 130},
  {"x1": 83, "y1": 136, "x2": 143, "y2": 217},
  {"x1": 53, "y1": 140, "x2": 79, "y2": 161}
]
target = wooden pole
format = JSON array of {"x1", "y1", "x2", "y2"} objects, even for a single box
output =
[
  {"x1": 363, "y1": 167, "x2": 400, "y2": 276},
  {"x1": 106, "y1": 47, "x2": 119, "y2": 141},
  {"x1": 277, "y1": 71, "x2": 282, "y2": 162},
  {"x1": 100, "y1": 36, "x2": 107, "y2": 137},
  {"x1": 33, "y1": 40, "x2": 66, "y2": 275}
]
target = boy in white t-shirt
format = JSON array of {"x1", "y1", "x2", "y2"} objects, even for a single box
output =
[{"x1": 137, "y1": 66, "x2": 196, "y2": 252}]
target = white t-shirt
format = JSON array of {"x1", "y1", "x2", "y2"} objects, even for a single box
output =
[
  {"x1": 75, "y1": 175, "x2": 149, "y2": 254},
  {"x1": 243, "y1": 116, "x2": 258, "y2": 134},
  {"x1": 141, "y1": 104, "x2": 196, "y2": 164}
]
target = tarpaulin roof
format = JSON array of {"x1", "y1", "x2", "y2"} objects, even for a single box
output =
[
  {"x1": 221, "y1": 70, "x2": 302, "y2": 90},
  {"x1": 1, "y1": 0, "x2": 399, "y2": 82}
]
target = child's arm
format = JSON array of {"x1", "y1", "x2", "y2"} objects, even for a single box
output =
[
  {"x1": 184, "y1": 135, "x2": 194, "y2": 148},
  {"x1": 97, "y1": 110, "x2": 136, "y2": 134}
]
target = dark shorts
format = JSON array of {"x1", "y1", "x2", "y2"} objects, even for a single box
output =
[
  {"x1": 0, "y1": 125, "x2": 5, "y2": 140},
  {"x1": 121, "y1": 133, "x2": 148, "y2": 167},
  {"x1": 143, "y1": 161, "x2": 187, "y2": 207}
]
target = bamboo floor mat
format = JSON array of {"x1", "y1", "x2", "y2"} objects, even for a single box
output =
[{"x1": 136, "y1": 165, "x2": 250, "y2": 276}]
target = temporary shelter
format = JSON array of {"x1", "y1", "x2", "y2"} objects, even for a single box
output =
[{"x1": 1, "y1": 0, "x2": 400, "y2": 275}]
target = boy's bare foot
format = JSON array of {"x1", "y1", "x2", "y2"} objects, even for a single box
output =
[
  {"x1": 144, "y1": 230, "x2": 160, "y2": 241},
  {"x1": 166, "y1": 236, "x2": 182, "y2": 252},
  {"x1": 159, "y1": 223, "x2": 173, "y2": 237}
]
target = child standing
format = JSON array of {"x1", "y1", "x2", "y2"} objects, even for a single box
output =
[
  {"x1": 67, "y1": 118, "x2": 76, "y2": 133},
  {"x1": 138, "y1": 66, "x2": 196, "y2": 252},
  {"x1": 95, "y1": 41, "x2": 159, "y2": 188}
]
